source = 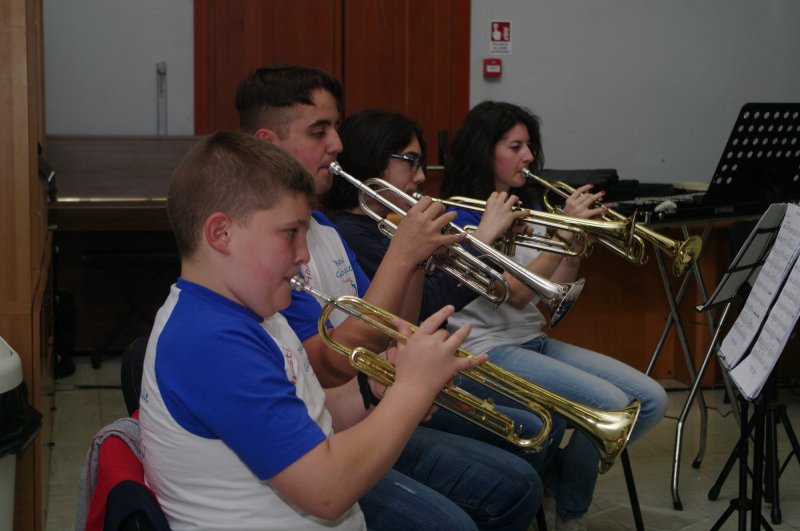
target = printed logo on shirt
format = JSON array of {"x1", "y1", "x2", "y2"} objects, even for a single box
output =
[
  {"x1": 333, "y1": 257, "x2": 357, "y2": 294},
  {"x1": 283, "y1": 347, "x2": 297, "y2": 384},
  {"x1": 297, "y1": 344, "x2": 311, "y2": 373},
  {"x1": 300, "y1": 264, "x2": 314, "y2": 286},
  {"x1": 333, "y1": 257, "x2": 353, "y2": 279}
]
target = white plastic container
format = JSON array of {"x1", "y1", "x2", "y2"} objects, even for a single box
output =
[{"x1": 0, "y1": 336, "x2": 25, "y2": 531}]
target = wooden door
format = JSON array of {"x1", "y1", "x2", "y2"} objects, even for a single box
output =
[
  {"x1": 194, "y1": 0, "x2": 470, "y2": 176},
  {"x1": 2, "y1": 0, "x2": 49, "y2": 528},
  {"x1": 194, "y1": 0, "x2": 343, "y2": 133},
  {"x1": 342, "y1": 0, "x2": 470, "y2": 169}
]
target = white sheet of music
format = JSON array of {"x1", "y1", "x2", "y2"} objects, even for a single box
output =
[
  {"x1": 718, "y1": 203, "x2": 800, "y2": 372},
  {"x1": 700, "y1": 203, "x2": 786, "y2": 312},
  {"x1": 730, "y1": 243, "x2": 800, "y2": 398}
]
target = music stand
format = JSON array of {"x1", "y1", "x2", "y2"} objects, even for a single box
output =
[
  {"x1": 657, "y1": 203, "x2": 783, "y2": 510},
  {"x1": 702, "y1": 103, "x2": 800, "y2": 212},
  {"x1": 644, "y1": 103, "x2": 800, "y2": 509},
  {"x1": 696, "y1": 203, "x2": 800, "y2": 530}
]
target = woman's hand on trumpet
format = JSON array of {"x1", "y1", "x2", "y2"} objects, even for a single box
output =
[
  {"x1": 562, "y1": 184, "x2": 607, "y2": 220},
  {"x1": 472, "y1": 191, "x2": 530, "y2": 245},
  {"x1": 557, "y1": 184, "x2": 607, "y2": 248}
]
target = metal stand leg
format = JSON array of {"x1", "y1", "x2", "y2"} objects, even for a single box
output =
[
  {"x1": 670, "y1": 302, "x2": 733, "y2": 510},
  {"x1": 644, "y1": 224, "x2": 722, "y2": 510},
  {"x1": 761, "y1": 382, "x2": 800, "y2": 525},
  {"x1": 708, "y1": 392, "x2": 774, "y2": 531},
  {"x1": 654, "y1": 246, "x2": 712, "y2": 509}
]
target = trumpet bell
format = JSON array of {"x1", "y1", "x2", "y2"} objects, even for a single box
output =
[
  {"x1": 546, "y1": 278, "x2": 584, "y2": 329},
  {"x1": 672, "y1": 234, "x2": 703, "y2": 277},
  {"x1": 593, "y1": 400, "x2": 641, "y2": 473}
]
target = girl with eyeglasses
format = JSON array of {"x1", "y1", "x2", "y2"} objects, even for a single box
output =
[{"x1": 324, "y1": 107, "x2": 567, "y2": 480}]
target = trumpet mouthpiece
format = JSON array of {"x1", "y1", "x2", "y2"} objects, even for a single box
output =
[{"x1": 289, "y1": 275, "x2": 308, "y2": 291}]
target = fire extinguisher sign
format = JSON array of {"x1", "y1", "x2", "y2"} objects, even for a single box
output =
[{"x1": 489, "y1": 21, "x2": 511, "y2": 54}]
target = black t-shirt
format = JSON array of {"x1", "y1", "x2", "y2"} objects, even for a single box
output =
[{"x1": 331, "y1": 211, "x2": 479, "y2": 321}]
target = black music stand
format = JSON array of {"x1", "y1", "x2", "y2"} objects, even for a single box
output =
[
  {"x1": 697, "y1": 204, "x2": 799, "y2": 530},
  {"x1": 708, "y1": 371, "x2": 800, "y2": 527},
  {"x1": 702, "y1": 103, "x2": 800, "y2": 215},
  {"x1": 659, "y1": 204, "x2": 782, "y2": 510},
  {"x1": 645, "y1": 103, "x2": 800, "y2": 510}
]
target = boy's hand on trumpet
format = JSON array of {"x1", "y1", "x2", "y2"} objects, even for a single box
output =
[{"x1": 389, "y1": 305, "x2": 487, "y2": 405}]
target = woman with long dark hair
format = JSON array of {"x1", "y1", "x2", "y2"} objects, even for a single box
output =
[{"x1": 441, "y1": 101, "x2": 668, "y2": 531}]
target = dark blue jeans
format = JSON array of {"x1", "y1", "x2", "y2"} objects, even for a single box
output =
[{"x1": 359, "y1": 425, "x2": 541, "y2": 530}]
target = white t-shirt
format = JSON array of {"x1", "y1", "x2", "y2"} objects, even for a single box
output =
[{"x1": 445, "y1": 209, "x2": 547, "y2": 354}]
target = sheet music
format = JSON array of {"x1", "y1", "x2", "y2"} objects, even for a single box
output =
[
  {"x1": 699, "y1": 203, "x2": 786, "y2": 312},
  {"x1": 729, "y1": 247, "x2": 800, "y2": 398},
  {"x1": 717, "y1": 203, "x2": 800, "y2": 371}
]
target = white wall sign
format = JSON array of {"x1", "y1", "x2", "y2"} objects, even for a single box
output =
[{"x1": 490, "y1": 20, "x2": 511, "y2": 54}]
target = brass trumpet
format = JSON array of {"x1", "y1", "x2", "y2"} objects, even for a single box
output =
[
  {"x1": 425, "y1": 194, "x2": 638, "y2": 259},
  {"x1": 523, "y1": 169, "x2": 703, "y2": 276},
  {"x1": 291, "y1": 275, "x2": 641, "y2": 472},
  {"x1": 330, "y1": 162, "x2": 583, "y2": 328}
]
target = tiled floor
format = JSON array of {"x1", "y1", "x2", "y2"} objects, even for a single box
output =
[{"x1": 46, "y1": 355, "x2": 800, "y2": 530}]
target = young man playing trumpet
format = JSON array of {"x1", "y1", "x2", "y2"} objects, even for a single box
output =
[{"x1": 235, "y1": 64, "x2": 544, "y2": 530}]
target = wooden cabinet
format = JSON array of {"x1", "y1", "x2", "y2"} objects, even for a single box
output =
[{"x1": 1, "y1": 0, "x2": 51, "y2": 529}]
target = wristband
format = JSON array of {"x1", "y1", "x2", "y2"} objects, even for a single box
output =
[{"x1": 357, "y1": 372, "x2": 382, "y2": 409}]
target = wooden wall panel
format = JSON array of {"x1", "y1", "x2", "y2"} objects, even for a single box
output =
[
  {"x1": 2, "y1": 0, "x2": 49, "y2": 528},
  {"x1": 195, "y1": 0, "x2": 343, "y2": 134}
]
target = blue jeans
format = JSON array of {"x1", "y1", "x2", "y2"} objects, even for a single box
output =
[
  {"x1": 457, "y1": 335, "x2": 668, "y2": 520},
  {"x1": 360, "y1": 425, "x2": 541, "y2": 531},
  {"x1": 423, "y1": 401, "x2": 566, "y2": 475}
]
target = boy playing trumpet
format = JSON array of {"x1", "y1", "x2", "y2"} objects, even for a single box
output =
[{"x1": 138, "y1": 132, "x2": 490, "y2": 529}]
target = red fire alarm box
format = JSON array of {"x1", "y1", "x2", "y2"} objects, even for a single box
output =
[{"x1": 483, "y1": 58, "x2": 502, "y2": 78}]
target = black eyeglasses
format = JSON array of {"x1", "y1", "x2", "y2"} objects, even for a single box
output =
[{"x1": 389, "y1": 152, "x2": 426, "y2": 173}]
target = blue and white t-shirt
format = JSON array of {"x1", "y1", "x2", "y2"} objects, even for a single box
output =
[
  {"x1": 280, "y1": 211, "x2": 371, "y2": 339},
  {"x1": 139, "y1": 278, "x2": 366, "y2": 530}
]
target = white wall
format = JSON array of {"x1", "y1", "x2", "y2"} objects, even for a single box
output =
[
  {"x1": 42, "y1": 0, "x2": 800, "y2": 169},
  {"x1": 470, "y1": 1, "x2": 800, "y2": 183},
  {"x1": 44, "y1": 0, "x2": 194, "y2": 135}
]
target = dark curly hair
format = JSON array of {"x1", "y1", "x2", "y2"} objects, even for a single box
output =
[{"x1": 442, "y1": 101, "x2": 543, "y2": 207}]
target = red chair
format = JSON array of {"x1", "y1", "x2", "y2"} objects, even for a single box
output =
[{"x1": 82, "y1": 416, "x2": 170, "y2": 531}]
